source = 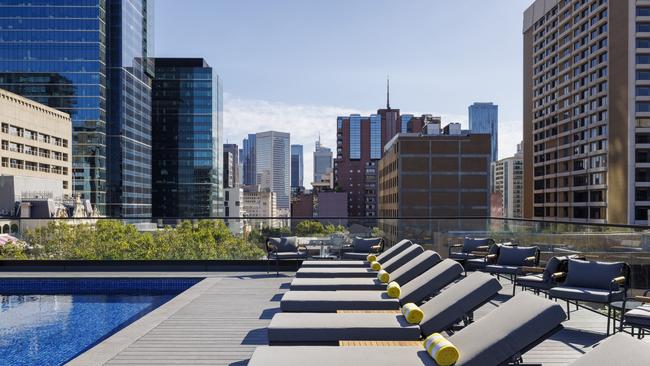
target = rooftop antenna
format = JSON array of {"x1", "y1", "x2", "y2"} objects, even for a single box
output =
[{"x1": 386, "y1": 75, "x2": 390, "y2": 110}]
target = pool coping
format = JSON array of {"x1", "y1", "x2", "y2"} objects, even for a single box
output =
[{"x1": 65, "y1": 276, "x2": 218, "y2": 366}]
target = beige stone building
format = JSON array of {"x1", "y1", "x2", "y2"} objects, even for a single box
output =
[
  {"x1": 492, "y1": 142, "x2": 524, "y2": 218},
  {"x1": 242, "y1": 185, "x2": 279, "y2": 229},
  {"x1": 0, "y1": 88, "x2": 72, "y2": 196}
]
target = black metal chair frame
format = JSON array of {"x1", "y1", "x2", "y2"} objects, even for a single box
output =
[{"x1": 619, "y1": 289, "x2": 650, "y2": 339}]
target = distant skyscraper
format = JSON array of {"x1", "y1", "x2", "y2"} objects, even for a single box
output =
[
  {"x1": 255, "y1": 131, "x2": 290, "y2": 210},
  {"x1": 291, "y1": 144, "x2": 304, "y2": 189},
  {"x1": 0, "y1": 0, "x2": 156, "y2": 216},
  {"x1": 242, "y1": 134, "x2": 256, "y2": 186},
  {"x1": 468, "y1": 102, "x2": 498, "y2": 163},
  {"x1": 151, "y1": 58, "x2": 223, "y2": 218},
  {"x1": 313, "y1": 137, "x2": 333, "y2": 183},
  {"x1": 492, "y1": 142, "x2": 524, "y2": 218},
  {"x1": 224, "y1": 144, "x2": 240, "y2": 187}
]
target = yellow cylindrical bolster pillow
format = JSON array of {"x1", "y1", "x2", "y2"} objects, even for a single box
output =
[
  {"x1": 423, "y1": 333, "x2": 460, "y2": 366},
  {"x1": 377, "y1": 270, "x2": 390, "y2": 283},
  {"x1": 367, "y1": 254, "x2": 377, "y2": 263},
  {"x1": 386, "y1": 281, "x2": 401, "y2": 298},
  {"x1": 401, "y1": 303, "x2": 424, "y2": 324},
  {"x1": 370, "y1": 261, "x2": 382, "y2": 271}
]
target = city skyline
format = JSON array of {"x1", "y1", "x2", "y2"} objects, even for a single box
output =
[{"x1": 155, "y1": 0, "x2": 533, "y2": 188}]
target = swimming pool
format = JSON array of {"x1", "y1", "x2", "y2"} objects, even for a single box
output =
[{"x1": 0, "y1": 278, "x2": 200, "y2": 366}]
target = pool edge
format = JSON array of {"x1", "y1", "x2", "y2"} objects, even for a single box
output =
[{"x1": 64, "y1": 277, "x2": 217, "y2": 366}]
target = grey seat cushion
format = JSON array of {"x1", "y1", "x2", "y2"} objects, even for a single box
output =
[
  {"x1": 290, "y1": 278, "x2": 383, "y2": 291},
  {"x1": 381, "y1": 244, "x2": 424, "y2": 273},
  {"x1": 300, "y1": 260, "x2": 367, "y2": 268},
  {"x1": 496, "y1": 246, "x2": 538, "y2": 266},
  {"x1": 341, "y1": 252, "x2": 372, "y2": 260},
  {"x1": 564, "y1": 259, "x2": 624, "y2": 290},
  {"x1": 419, "y1": 272, "x2": 502, "y2": 336},
  {"x1": 447, "y1": 292, "x2": 566, "y2": 366},
  {"x1": 248, "y1": 346, "x2": 435, "y2": 366},
  {"x1": 374, "y1": 239, "x2": 413, "y2": 263},
  {"x1": 485, "y1": 264, "x2": 521, "y2": 275},
  {"x1": 549, "y1": 286, "x2": 624, "y2": 303},
  {"x1": 271, "y1": 252, "x2": 307, "y2": 260},
  {"x1": 464, "y1": 257, "x2": 488, "y2": 270},
  {"x1": 268, "y1": 313, "x2": 421, "y2": 343},
  {"x1": 569, "y1": 333, "x2": 650, "y2": 366},
  {"x1": 624, "y1": 304, "x2": 650, "y2": 327},
  {"x1": 351, "y1": 237, "x2": 382, "y2": 252},
  {"x1": 269, "y1": 236, "x2": 298, "y2": 252},
  {"x1": 516, "y1": 274, "x2": 551, "y2": 290},
  {"x1": 449, "y1": 252, "x2": 478, "y2": 261},
  {"x1": 295, "y1": 267, "x2": 376, "y2": 278},
  {"x1": 280, "y1": 291, "x2": 400, "y2": 312},
  {"x1": 399, "y1": 259, "x2": 464, "y2": 305}
]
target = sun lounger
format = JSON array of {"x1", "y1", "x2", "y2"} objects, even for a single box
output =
[
  {"x1": 251, "y1": 292, "x2": 566, "y2": 366},
  {"x1": 281, "y1": 259, "x2": 463, "y2": 312},
  {"x1": 568, "y1": 333, "x2": 650, "y2": 366},
  {"x1": 290, "y1": 250, "x2": 441, "y2": 291},
  {"x1": 300, "y1": 239, "x2": 413, "y2": 268},
  {"x1": 295, "y1": 244, "x2": 424, "y2": 278},
  {"x1": 269, "y1": 272, "x2": 501, "y2": 344}
]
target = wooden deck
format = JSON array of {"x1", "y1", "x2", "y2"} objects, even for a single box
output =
[{"x1": 59, "y1": 271, "x2": 648, "y2": 365}]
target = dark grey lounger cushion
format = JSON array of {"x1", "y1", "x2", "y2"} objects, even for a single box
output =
[
  {"x1": 352, "y1": 237, "x2": 382, "y2": 252},
  {"x1": 300, "y1": 260, "x2": 367, "y2": 268},
  {"x1": 280, "y1": 291, "x2": 400, "y2": 312},
  {"x1": 381, "y1": 244, "x2": 424, "y2": 273},
  {"x1": 268, "y1": 313, "x2": 421, "y2": 343},
  {"x1": 447, "y1": 292, "x2": 565, "y2": 366},
  {"x1": 419, "y1": 272, "x2": 502, "y2": 336},
  {"x1": 496, "y1": 246, "x2": 537, "y2": 266},
  {"x1": 549, "y1": 286, "x2": 624, "y2": 303},
  {"x1": 290, "y1": 278, "x2": 383, "y2": 291},
  {"x1": 624, "y1": 304, "x2": 650, "y2": 327},
  {"x1": 390, "y1": 250, "x2": 441, "y2": 286},
  {"x1": 248, "y1": 347, "x2": 434, "y2": 366},
  {"x1": 376, "y1": 239, "x2": 413, "y2": 263},
  {"x1": 563, "y1": 259, "x2": 624, "y2": 290},
  {"x1": 485, "y1": 264, "x2": 521, "y2": 275},
  {"x1": 399, "y1": 259, "x2": 463, "y2": 305},
  {"x1": 295, "y1": 267, "x2": 376, "y2": 278},
  {"x1": 569, "y1": 333, "x2": 650, "y2": 366},
  {"x1": 269, "y1": 236, "x2": 298, "y2": 252}
]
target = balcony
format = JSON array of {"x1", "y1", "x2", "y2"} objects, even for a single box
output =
[{"x1": 2, "y1": 216, "x2": 650, "y2": 365}]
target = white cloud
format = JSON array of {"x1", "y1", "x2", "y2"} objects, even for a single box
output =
[{"x1": 223, "y1": 96, "x2": 523, "y2": 189}]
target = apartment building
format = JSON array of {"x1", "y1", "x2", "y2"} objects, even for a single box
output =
[
  {"x1": 242, "y1": 186, "x2": 278, "y2": 229},
  {"x1": 523, "y1": 0, "x2": 650, "y2": 224},
  {"x1": 378, "y1": 124, "x2": 491, "y2": 243},
  {"x1": 492, "y1": 142, "x2": 525, "y2": 218},
  {"x1": 0, "y1": 88, "x2": 72, "y2": 197}
]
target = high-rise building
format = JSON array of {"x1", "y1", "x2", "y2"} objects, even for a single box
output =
[
  {"x1": 0, "y1": 0, "x2": 155, "y2": 217},
  {"x1": 335, "y1": 107, "x2": 431, "y2": 217},
  {"x1": 242, "y1": 134, "x2": 256, "y2": 186},
  {"x1": 469, "y1": 102, "x2": 499, "y2": 163},
  {"x1": 313, "y1": 138, "x2": 333, "y2": 183},
  {"x1": 523, "y1": 0, "x2": 641, "y2": 224},
  {"x1": 378, "y1": 124, "x2": 491, "y2": 244},
  {"x1": 290, "y1": 144, "x2": 303, "y2": 189},
  {"x1": 492, "y1": 142, "x2": 524, "y2": 218},
  {"x1": 224, "y1": 187, "x2": 243, "y2": 234},
  {"x1": 255, "y1": 131, "x2": 290, "y2": 210},
  {"x1": 151, "y1": 58, "x2": 222, "y2": 218},
  {"x1": 224, "y1": 144, "x2": 239, "y2": 188}
]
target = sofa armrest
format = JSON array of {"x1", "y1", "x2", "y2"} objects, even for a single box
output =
[
  {"x1": 522, "y1": 266, "x2": 544, "y2": 274},
  {"x1": 471, "y1": 250, "x2": 489, "y2": 257},
  {"x1": 486, "y1": 254, "x2": 497, "y2": 264},
  {"x1": 524, "y1": 256, "x2": 536, "y2": 264},
  {"x1": 551, "y1": 272, "x2": 566, "y2": 281},
  {"x1": 370, "y1": 244, "x2": 382, "y2": 253},
  {"x1": 612, "y1": 276, "x2": 626, "y2": 286}
]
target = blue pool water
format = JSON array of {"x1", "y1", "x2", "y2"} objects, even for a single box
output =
[{"x1": 0, "y1": 278, "x2": 199, "y2": 366}]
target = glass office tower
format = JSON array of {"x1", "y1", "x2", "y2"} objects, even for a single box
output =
[
  {"x1": 0, "y1": 0, "x2": 109, "y2": 212},
  {"x1": 291, "y1": 144, "x2": 303, "y2": 189},
  {"x1": 468, "y1": 102, "x2": 499, "y2": 163},
  {"x1": 152, "y1": 58, "x2": 223, "y2": 218},
  {"x1": 0, "y1": 0, "x2": 155, "y2": 217}
]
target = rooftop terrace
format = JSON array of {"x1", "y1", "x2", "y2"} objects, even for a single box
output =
[{"x1": 0, "y1": 270, "x2": 644, "y2": 365}]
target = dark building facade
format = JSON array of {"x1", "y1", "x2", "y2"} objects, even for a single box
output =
[
  {"x1": 378, "y1": 125, "x2": 491, "y2": 244},
  {"x1": 291, "y1": 144, "x2": 303, "y2": 189},
  {"x1": 0, "y1": 0, "x2": 155, "y2": 217},
  {"x1": 335, "y1": 107, "x2": 434, "y2": 217},
  {"x1": 151, "y1": 58, "x2": 222, "y2": 218},
  {"x1": 223, "y1": 143, "x2": 239, "y2": 188},
  {"x1": 242, "y1": 134, "x2": 256, "y2": 186}
]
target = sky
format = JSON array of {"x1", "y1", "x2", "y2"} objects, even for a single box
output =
[{"x1": 154, "y1": 0, "x2": 533, "y2": 186}]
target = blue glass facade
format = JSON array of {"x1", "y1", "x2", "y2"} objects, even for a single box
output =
[
  {"x1": 0, "y1": 0, "x2": 108, "y2": 212},
  {"x1": 151, "y1": 58, "x2": 222, "y2": 218},
  {"x1": 106, "y1": 0, "x2": 154, "y2": 218},
  {"x1": 468, "y1": 102, "x2": 498, "y2": 162},
  {"x1": 349, "y1": 115, "x2": 361, "y2": 160},
  {"x1": 291, "y1": 144, "x2": 303, "y2": 188},
  {"x1": 242, "y1": 134, "x2": 256, "y2": 186},
  {"x1": 370, "y1": 114, "x2": 382, "y2": 159}
]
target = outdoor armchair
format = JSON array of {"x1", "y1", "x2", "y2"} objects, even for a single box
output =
[
  {"x1": 251, "y1": 292, "x2": 566, "y2": 366},
  {"x1": 548, "y1": 258, "x2": 630, "y2": 335},
  {"x1": 266, "y1": 236, "x2": 307, "y2": 276},
  {"x1": 448, "y1": 237, "x2": 494, "y2": 262},
  {"x1": 484, "y1": 245, "x2": 540, "y2": 295},
  {"x1": 462, "y1": 241, "x2": 505, "y2": 272},
  {"x1": 340, "y1": 237, "x2": 384, "y2": 260},
  {"x1": 620, "y1": 289, "x2": 650, "y2": 337}
]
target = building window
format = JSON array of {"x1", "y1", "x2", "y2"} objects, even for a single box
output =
[{"x1": 350, "y1": 115, "x2": 361, "y2": 159}]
